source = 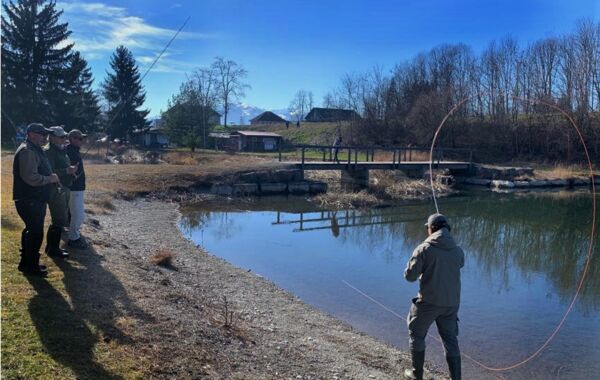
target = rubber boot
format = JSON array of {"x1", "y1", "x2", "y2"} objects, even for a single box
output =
[
  {"x1": 45, "y1": 224, "x2": 69, "y2": 258},
  {"x1": 18, "y1": 231, "x2": 47, "y2": 277},
  {"x1": 404, "y1": 350, "x2": 425, "y2": 380},
  {"x1": 446, "y1": 355, "x2": 461, "y2": 380}
]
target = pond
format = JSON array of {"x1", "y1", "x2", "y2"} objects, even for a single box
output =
[{"x1": 180, "y1": 189, "x2": 599, "y2": 379}]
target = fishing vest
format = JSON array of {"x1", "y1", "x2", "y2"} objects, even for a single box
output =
[{"x1": 13, "y1": 141, "x2": 53, "y2": 202}]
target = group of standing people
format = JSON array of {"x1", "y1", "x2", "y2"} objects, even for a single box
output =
[{"x1": 13, "y1": 123, "x2": 87, "y2": 277}]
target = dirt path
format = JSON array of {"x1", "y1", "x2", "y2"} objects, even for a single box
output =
[{"x1": 80, "y1": 198, "x2": 446, "y2": 379}]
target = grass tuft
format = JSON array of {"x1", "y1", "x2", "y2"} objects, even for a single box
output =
[{"x1": 150, "y1": 248, "x2": 176, "y2": 267}]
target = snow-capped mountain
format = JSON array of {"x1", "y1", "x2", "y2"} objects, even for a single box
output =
[{"x1": 222, "y1": 102, "x2": 293, "y2": 125}]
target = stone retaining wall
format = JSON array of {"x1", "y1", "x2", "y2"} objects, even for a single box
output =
[
  {"x1": 210, "y1": 168, "x2": 328, "y2": 197},
  {"x1": 459, "y1": 176, "x2": 598, "y2": 189}
]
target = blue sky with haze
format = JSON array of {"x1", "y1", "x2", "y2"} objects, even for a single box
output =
[{"x1": 58, "y1": 0, "x2": 600, "y2": 116}]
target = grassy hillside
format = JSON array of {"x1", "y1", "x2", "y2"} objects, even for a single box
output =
[{"x1": 245, "y1": 122, "x2": 352, "y2": 145}]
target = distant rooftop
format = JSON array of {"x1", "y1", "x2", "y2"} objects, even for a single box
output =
[{"x1": 236, "y1": 130, "x2": 282, "y2": 137}]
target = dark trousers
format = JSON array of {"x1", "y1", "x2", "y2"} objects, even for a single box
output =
[
  {"x1": 15, "y1": 199, "x2": 47, "y2": 268},
  {"x1": 407, "y1": 298, "x2": 460, "y2": 357}
]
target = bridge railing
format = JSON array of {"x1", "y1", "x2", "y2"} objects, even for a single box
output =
[{"x1": 277, "y1": 144, "x2": 473, "y2": 167}]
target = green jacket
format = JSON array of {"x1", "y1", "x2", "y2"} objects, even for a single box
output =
[
  {"x1": 44, "y1": 142, "x2": 73, "y2": 187},
  {"x1": 405, "y1": 227, "x2": 464, "y2": 307}
]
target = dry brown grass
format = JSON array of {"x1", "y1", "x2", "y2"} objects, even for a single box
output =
[
  {"x1": 369, "y1": 150, "x2": 431, "y2": 162},
  {"x1": 313, "y1": 190, "x2": 380, "y2": 209},
  {"x1": 84, "y1": 151, "x2": 283, "y2": 196},
  {"x1": 150, "y1": 248, "x2": 176, "y2": 267},
  {"x1": 535, "y1": 164, "x2": 588, "y2": 180},
  {"x1": 371, "y1": 171, "x2": 452, "y2": 200},
  {"x1": 85, "y1": 192, "x2": 117, "y2": 215}
]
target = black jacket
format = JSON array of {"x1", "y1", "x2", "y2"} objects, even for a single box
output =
[
  {"x1": 13, "y1": 141, "x2": 54, "y2": 201},
  {"x1": 65, "y1": 144, "x2": 86, "y2": 191}
]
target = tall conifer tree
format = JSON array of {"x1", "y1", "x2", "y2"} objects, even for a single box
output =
[
  {"x1": 53, "y1": 52, "x2": 101, "y2": 132},
  {"x1": 2, "y1": 0, "x2": 100, "y2": 141},
  {"x1": 102, "y1": 46, "x2": 149, "y2": 139}
]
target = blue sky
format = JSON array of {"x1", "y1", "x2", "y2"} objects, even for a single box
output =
[{"x1": 58, "y1": 0, "x2": 600, "y2": 116}]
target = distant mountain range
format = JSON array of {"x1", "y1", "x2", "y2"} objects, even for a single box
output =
[
  {"x1": 149, "y1": 102, "x2": 296, "y2": 125},
  {"x1": 222, "y1": 102, "x2": 293, "y2": 125}
]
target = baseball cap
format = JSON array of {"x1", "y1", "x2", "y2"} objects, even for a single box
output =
[
  {"x1": 26, "y1": 123, "x2": 52, "y2": 135},
  {"x1": 424, "y1": 213, "x2": 449, "y2": 227},
  {"x1": 68, "y1": 129, "x2": 87, "y2": 139},
  {"x1": 49, "y1": 125, "x2": 68, "y2": 137}
]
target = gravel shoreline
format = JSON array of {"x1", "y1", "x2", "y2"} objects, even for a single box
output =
[{"x1": 82, "y1": 198, "x2": 447, "y2": 379}]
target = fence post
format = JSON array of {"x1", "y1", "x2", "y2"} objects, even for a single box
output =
[
  {"x1": 301, "y1": 147, "x2": 305, "y2": 172},
  {"x1": 347, "y1": 148, "x2": 351, "y2": 167},
  {"x1": 278, "y1": 143, "x2": 282, "y2": 162}
]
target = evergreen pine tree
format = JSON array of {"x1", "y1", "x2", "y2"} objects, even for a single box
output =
[
  {"x1": 102, "y1": 46, "x2": 149, "y2": 139},
  {"x1": 56, "y1": 52, "x2": 101, "y2": 132},
  {"x1": 1, "y1": 0, "x2": 73, "y2": 141}
]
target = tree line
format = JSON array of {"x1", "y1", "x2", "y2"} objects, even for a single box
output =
[
  {"x1": 322, "y1": 19, "x2": 600, "y2": 163},
  {"x1": 1, "y1": 0, "x2": 149, "y2": 143}
]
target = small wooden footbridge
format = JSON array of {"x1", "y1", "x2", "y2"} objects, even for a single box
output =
[{"x1": 276, "y1": 144, "x2": 474, "y2": 185}]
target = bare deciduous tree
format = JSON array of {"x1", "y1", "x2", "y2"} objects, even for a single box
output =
[{"x1": 212, "y1": 57, "x2": 250, "y2": 127}]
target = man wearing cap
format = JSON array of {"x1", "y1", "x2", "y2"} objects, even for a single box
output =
[
  {"x1": 44, "y1": 126, "x2": 78, "y2": 258},
  {"x1": 404, "y1": 213, "x2": 464, "y2": 380},
  {"x1": 65, "y1": 129, "x2": 88, "y2": 249},
  {"x1": 12, "y1": 123, "x2": 60, "y2": 277}
]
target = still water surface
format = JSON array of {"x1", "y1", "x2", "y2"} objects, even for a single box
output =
[{"x1": 180, "y1": 189, "x2": 599, "y2": 379}]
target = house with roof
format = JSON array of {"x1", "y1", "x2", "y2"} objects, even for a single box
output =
[
  {"x1": 250, "y1": 111, "x2": 287, "y2": 125},
  {"x1": 130, "y1": 118, "x2": 169, "y2": 148},
  {"x1": 209, "y1": 130, "x2": 283, "y2": 152},
  {"x1": 304, "y1": 107, "x2": 361, "y2": 122}
]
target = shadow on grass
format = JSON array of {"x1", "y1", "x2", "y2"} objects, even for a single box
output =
[
  {"x1": 26, "y1": 244, "x2": 154, "y2": 379},
  {"x1": 1, "y1": 214, "x2": 20, "y2": 231}
]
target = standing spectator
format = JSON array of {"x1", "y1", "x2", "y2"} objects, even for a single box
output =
[
  {"x1": 333, "y1": 135, "x2": 342, "y2": 163},
  {"x1": 44, "y1": 126, "x2": 78, "y2": 258},
  {"x1": 13, "y1": 123, "x2": 59, "y2": 277},
  {"x1": 66, "y1": 129, "x2": 88, "y2": 249}
]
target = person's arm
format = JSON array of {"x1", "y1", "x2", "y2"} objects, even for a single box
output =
[
  {"x1": 404, "y1": 244, "x2": 425, "y2": 282},
  {"x1": 19, "y1": 150, "x2": 55, "y2": 186}
]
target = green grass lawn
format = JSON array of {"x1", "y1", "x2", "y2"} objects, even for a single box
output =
[{"x1": 1, "y1": 157, "x2": 146, "y2": 380}]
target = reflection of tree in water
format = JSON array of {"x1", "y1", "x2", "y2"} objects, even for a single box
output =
[
  {"x1": 180, "y1": 210, "x2": 240, "y2": 241},
  {"x1": 448, "y1": 191, "x2": 599, "y2": 313},
  {"x1": 305, "y1": 191, "x2": 598, "y2": 311}
]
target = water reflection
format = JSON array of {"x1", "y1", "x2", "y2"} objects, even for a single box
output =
[{"x1": 180, "y1": 190, "x2": 598, "y2": 311}]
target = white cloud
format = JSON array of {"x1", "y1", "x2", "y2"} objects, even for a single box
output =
[{"x1": 57, "y1": 1, "x2": 214, "y2": 61}]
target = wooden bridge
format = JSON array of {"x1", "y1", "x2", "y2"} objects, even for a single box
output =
[{"x1": 277, "y1": 144, "x2": 474, "y2": 186}]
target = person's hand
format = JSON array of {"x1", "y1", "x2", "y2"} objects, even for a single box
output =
[
  {"x1": 48, "y1": 173, "x2": 60, "y2": 184},
  {"x1": 67, "y1": 163, "x2": 78, "y2": 175}
]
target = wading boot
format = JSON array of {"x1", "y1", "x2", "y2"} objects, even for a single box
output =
[
  {"x1": 45, "y1": 224, "x2": 69, "y2": 258},
  {"x1": 404, "y1": 350, "x2": 425, "y2": 380},
  {"x1": 446, "y1": 355, "x2": 461, "y2": 380}
]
